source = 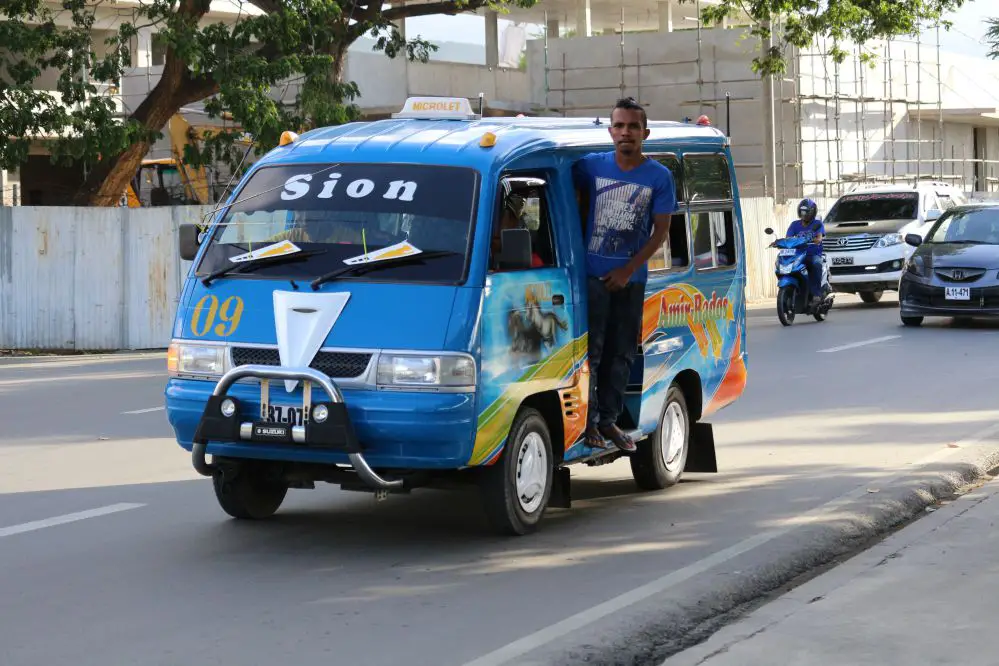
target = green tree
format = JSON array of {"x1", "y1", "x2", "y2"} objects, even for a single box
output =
[
  {"x1": 0, "y1": 0, "x2": 536, "y2": 206},
  {"x1": 690, "y1": 0, "x2": 971, "y2": 74}
]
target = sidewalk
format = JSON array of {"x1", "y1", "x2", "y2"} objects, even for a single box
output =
[{"x1": 664, "y1": 473, "x2": 999, "y2": 666}]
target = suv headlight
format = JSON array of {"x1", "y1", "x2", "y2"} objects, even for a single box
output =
[
  {"x1": 875, "y1": 233, "x2": 903, "y2": 248},
  {"x1": 167, "y1": 342, "x2": 227, "y2": 378},
  {"x1": 376, "y1": 353, "x2": 476, "y2": 391}
]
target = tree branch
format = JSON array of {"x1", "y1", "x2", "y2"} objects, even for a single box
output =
[{"x1": 382, "y1": 0, "x2": 491, "y2": 22}]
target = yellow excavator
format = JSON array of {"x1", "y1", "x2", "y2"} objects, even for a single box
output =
[{"x1": 125, "y1": 114, "x2": 251, "y2": 207}]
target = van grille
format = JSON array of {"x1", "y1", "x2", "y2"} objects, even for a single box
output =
[
  {"x1": 230, "y1": 347, "x2": 372, "y2": 378},
  {"x1": 822, "y1": 235, "x2": 880, "y2": 252}
]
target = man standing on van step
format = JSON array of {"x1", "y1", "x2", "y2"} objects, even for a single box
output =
[{"x1": 573, "y1": 97, "x2": 678, "y2": 454}]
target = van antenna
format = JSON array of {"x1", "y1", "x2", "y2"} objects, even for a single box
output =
[
  {"x1": 725, "y1": 92, "x2": 731, "y2": 138},
  {"x1": 478, "y1": 92, "x2": 484, "y2": 116},
  {"x1": 201, "y1": 139, "x2": 255, "y2": 230}
]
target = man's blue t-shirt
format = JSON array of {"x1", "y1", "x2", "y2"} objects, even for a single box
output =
[
  {"x1": 786, "y1": 218, "x2": 825, "y2": 256},
  {"x1": 572, "y1": 152, "x2": 679, "y2": 284}
]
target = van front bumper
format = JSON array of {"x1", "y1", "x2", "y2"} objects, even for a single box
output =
[{"x1": 166, "y1": 365, "x2": 477, "y2": 482}]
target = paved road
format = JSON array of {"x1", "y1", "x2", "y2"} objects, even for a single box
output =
[{"x1": 3, "y1": 295, "x2": 999, "y2": 666}]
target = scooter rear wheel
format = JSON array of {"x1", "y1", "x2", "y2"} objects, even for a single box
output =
[{"x1": 777, "y1": 285, "x2": 796, "y2": 326}]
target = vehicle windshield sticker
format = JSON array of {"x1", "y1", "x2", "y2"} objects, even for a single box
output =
[
  {"x1": 343, "y1": 241, "x2": 422, "y2": 265},
  {"x1": 229, "y1": 240, "x2": 302, "y2": 263}
]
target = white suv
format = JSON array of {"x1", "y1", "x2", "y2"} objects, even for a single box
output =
[{"x1": 820, "y1": 182, "x2": 966, "y2": 303}]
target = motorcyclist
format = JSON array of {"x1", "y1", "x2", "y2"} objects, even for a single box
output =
[{"x1": 785, "y1": 199, "x2": 824, "y2": 305}]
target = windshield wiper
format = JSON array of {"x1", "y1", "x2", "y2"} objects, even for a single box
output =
[
  {"x1": 310, "y1": 251, "x2": 457, "y2": 291},
  {"x1": 202, "y1": 249, "x2": 327, "y2": 286},
  {"x1": 933, "y1": 240, "x2": 990, "y2": 245}
]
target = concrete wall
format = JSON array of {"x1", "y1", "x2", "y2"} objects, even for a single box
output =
[{"x1": 2, "y1": 199, "x2": 841, "y2": 351}]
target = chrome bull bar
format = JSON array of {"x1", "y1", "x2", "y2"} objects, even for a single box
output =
[{"x1": 191, "y1": 364, "x2": 403, "y2": 490}]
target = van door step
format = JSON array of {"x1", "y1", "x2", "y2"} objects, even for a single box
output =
[{"x1": 568, "y1": 428, "x2": 645, "y2": 466}]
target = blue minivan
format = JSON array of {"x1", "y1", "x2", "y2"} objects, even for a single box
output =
[{"x1": 165, "y1": 97, "x2": 748, "y2": 535}]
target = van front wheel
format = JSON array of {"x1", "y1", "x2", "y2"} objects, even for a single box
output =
[
  {"x1": 212, "y1": 461, "x2": 288, "y2": 520},
  {"x1": 480, "y1": 407, "x2": 554, "y2": 536}
]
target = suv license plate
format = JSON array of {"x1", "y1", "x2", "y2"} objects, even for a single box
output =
[
  {"x1": 832, "y1": 256, "x2": 854, "y2": 266},
  {"x1": 945, "y1": 287, "x2": 971, "y2": 300}
]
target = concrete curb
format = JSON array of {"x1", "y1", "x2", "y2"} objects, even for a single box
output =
[{"x1": 514, "y1": 427, "x2": 999, "y2": 666}]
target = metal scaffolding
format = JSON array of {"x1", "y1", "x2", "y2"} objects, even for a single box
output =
[{"x1": 538, "y1": 8, "x2": 999, "y2": 200}]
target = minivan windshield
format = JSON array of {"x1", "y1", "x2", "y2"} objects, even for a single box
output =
[
  {"x1": 195, "y1": 163, "x2": 479, "y2": 283},
  {"x1": 826, "y1": 192, "x2": 919, "y2": 223},
  {"x1": 924, "y1": 207, "x2": 999, "y2": 244}
]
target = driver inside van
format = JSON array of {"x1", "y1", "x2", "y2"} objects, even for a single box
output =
[{"x1": 490, "y1": 187, "x2": 544, "y2": 270}]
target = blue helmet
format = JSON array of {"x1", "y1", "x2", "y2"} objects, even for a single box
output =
[{"x1": 798, "y1": 198, "x2": 818, "y2": 221}]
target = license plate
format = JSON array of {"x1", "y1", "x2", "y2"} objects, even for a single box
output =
[
  {"x1": 945, "y1": 287, "x2": 971, "y2": 300},
  {"x1": 832, "y1": 256, "x2": 854, "y2": 266},
  {"x1": 263, "y1": 404, "x2": 306, "y2": 426},
  {"x1": 259, "y1": 379, "x2": 311, "y2": 427},
  {"x1": 778, "y1": 248, "x2": 796, "y2": 257}
]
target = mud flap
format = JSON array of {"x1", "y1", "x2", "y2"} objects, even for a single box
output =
[
  {"x1": 684, "y1": 422, "x2": 718, "y2": 473},
  {"x1": 549, "y1": 466, "x2": 571, "y2": 509}
]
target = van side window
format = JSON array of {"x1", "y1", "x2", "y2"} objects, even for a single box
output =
[
  {"x1": 684, "y1": 153, "x2": 737, "y2": 270},
  {"x1": 649, "y1": 153, "x2": 690, "y2": 273},
  {"x1": 490, "y1": 176, "x2": 557, "y2": 271}
]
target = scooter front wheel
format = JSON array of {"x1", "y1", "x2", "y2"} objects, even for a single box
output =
[{"x1": 777, "y1": 285, "x2": 796, "y2": 326}]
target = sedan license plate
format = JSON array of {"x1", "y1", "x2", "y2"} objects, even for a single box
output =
[
  {"x1": 832, "y1": 256, "x2": 854, "y2": 266},
  {"x1": 945, "y1": 287, "x2": 971, "y2": 301}
]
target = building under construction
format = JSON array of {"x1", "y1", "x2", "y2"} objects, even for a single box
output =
[{"x1": 509, "y1": 0, "x2": 999, "y2": 200}]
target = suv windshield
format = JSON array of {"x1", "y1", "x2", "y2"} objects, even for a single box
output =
[
  {"x1": 925, "y1": 207, "x2": 999, "y2": 244},
  {"x1": 826, "y1": 192, "x2": 919, "y2": 222},
  {"x1": 195, "y1": 163, "x2": 479, "y2": 283}
]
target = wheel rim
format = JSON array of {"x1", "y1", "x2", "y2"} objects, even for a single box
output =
[
  {"x1": 660, "y1": 401, "x2": 687, "y2": 472},
  {"x1": 516, "y1": 432, "x2": 548, "y2": 514}
]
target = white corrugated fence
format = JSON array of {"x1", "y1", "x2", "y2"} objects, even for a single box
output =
[{"x1": 0, "y1": 198, "x2": 837, "y2": 350}]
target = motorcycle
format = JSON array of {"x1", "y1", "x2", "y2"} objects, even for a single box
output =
[{"x1": 764, "y1": 227, "x2": 835, "y2": 326}]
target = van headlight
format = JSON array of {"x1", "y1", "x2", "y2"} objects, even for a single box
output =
[
  {"x1": 875, "y1": 233, "x2": 903, "y2": 248},
  {"x1": 167, "y1": 342, "x2": 227, "y2": 378},
  {"x1": 376, "y1": 353, "x2": 476, "y2": 391}
]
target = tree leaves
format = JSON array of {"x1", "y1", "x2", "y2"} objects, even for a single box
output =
[{"x1": 691, "y1": 0, "x2": 970, "y2": 75}]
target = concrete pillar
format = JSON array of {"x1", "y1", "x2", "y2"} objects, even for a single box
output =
[
  {"x1": 134, "y1": 27, "x2": 152, "y2": 68},
  {"x1": 1, "y1": 169, "x2": 20, "y2": 206},
  {"x1": 576, "y1": 0, "x2": 592, "y2": 37},
  {"x1": 658, "y1": 1, "x2": 673, "y2": 33},
  {"x1": 485, "y1": 10, "x2": 499, "y2": 68},
  {"x1": 546, "y1": 18, "x2": 560, "y2": 39}
]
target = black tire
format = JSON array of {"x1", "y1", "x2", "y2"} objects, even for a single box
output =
[
  {"x1": 631, "y1": 385, "x2": 690, "y2": 491},
  {"x1": 813, "y1": 308, "x2": 827, "y2": 322},
  {"x1": 480, "y1": 407, "x2": 554, "y2": 536},
  {"x1": 859, "y1": 290, "x2": 883, "y2": 304},
  {"x1": 901, "y1": 315, "x2": 923, "y2": 327},
  {"x1": 212, "y1": 462, "x2": 288, "y2": 520},
  {"x1": 777, "y1": 285, "x2": 796, "y2": 326}
]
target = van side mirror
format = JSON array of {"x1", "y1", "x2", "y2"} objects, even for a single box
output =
[
  {"x1": 179, "y1": 223, "x2": 201, "y2": 261},
  {"x1": 904, "y1": 233, "x2": 922, "y2": 247},
  {"x1": 499, "y1": 228, "x2": 533, "y2": 270},
  {"x1": 764, "y1": 227, "x2": 774, "y2": 235}
]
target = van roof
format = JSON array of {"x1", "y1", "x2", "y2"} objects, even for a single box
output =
[{"x1": 254, "y1": 116, "x2": 729, "y2": 170}]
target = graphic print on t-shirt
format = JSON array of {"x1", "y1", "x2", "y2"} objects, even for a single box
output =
[{"x1": 589, "y1": 176, "x2": 653, "y2": 259}]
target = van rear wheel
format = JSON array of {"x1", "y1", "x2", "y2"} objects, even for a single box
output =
[
  {"x1": 480, "y1": 407, "x2": 554, "y2": 536},
  {"x1": 631, "y1": 385, "x2": 690, "y2": 490},
  {"x1": 212, "y1": 461, "x2": 288, "y2": 520}
]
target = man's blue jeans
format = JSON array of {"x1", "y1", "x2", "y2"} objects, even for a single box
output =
[
  {"x1": 587, "y1": 276, "x2": 644, "y2": 429},
  {"x1": 803, "y1": 254, "x2": 823, "y2": 298}
]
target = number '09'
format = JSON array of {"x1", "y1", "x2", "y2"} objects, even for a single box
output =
[{"x1": 190, "y1": 295, "x2": 244, "y2": 337}]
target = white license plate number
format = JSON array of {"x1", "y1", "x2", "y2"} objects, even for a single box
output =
[
  {"x1": 945, "y1": 287, "x2": 971, "y2": 301},
  {"x1": 832, "y1": 256, "x2": 854, "y2": 266},
  {"x1": 264, "y1": 404, "x2": 306, "y2": 426},
  {"x1": 778, "y1": 248, "x2": 796, "y2": 257}
]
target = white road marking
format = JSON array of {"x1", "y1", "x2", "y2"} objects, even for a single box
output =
[
  {"x1": 817, "y1": 335, "x2": 900, "y2": 353},
  {"x1": 122, "y1": 406, "x2": 165, "y2": 415},
  {"x1": 462, "y1": 421, "x2": 999, "y2": 666},
  {"x1": 0, "y1": 503, "x2": 145, "y2": 539}
]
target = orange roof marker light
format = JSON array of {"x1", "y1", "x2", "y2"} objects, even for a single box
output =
[
  {"x1": 279, "y1": 130, "x2": 299, "y2": 146},
  {"x1": 696, "y1": 115, "x2": 711, "y2": 126},
  {"x1": 480, "y1": 132, "x2": 497, "y2": 148},
  {"x1": 392, "y1": 96, "x2": 480, "y2": 120}
]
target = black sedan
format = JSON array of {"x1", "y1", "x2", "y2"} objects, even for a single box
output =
[{"x1": 899, "y1": 203, "x2": 999, "y2": 326}]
